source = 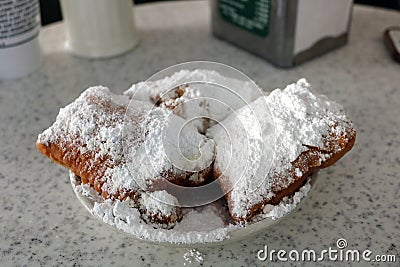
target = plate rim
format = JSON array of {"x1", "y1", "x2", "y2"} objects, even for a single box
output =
[{"x1": 69, "y1": 171, "x2": 318, "y2": 247}]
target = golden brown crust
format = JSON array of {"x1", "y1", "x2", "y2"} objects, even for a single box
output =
[
  {"x1": 37, "y1": 133, "x2": 182, "y2": 226},
  {"x1": 152, "y1": 85, "x2": 188, "y2": 108},
  {"x1": 38, "y1": 83, "x2": 357, "y2": 227},
  {"x1": 215, "y1": 130, "x2": 356, "y2": 223},
  {"x1": 36, "y1": 88, "x2": 192, "y2": 226},
  {"x1": 36, "y1": 139, "x2": 139, "y2": 201}
]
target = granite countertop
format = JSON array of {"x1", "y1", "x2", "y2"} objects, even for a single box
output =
[{"x1": 0, "y1": 1, "x2": 399, "y2": 266}]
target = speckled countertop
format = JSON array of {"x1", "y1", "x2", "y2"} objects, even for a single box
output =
[{"x1": 0, "y1": 1, "x2": 399, "y2": 266}]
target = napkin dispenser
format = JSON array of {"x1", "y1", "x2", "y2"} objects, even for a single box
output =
[{"x1": 211, "y1": 0, "x2": 353, "y2": 67}]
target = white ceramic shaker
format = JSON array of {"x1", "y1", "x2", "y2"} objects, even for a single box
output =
[
  {"x1": 60, "y1": 0, "x2": 139, "y2": 58},
  {"x1": 0, "y1": 0, "x2": 43, "y2": 80}
]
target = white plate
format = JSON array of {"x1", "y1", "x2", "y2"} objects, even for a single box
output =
[{"x1": 70, "y1": 171, "x2": 318, "y2": 247}]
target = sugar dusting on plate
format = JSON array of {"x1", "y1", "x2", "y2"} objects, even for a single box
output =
[
  {"x1": 70, "y1": 171, "x2": 313, "y2": 244},
  {"x1": 183, "y1": 249, "x2": 205, "y2": 265}
]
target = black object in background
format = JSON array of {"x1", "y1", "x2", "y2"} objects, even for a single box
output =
[
  {"x1": 39, "y1": 0, "x2": 400, "y2": 26},
  {"x1": 355, "y1": 0, "x2": 400, "y2": 10},
  {"x1": 384, "y1": 27, "x2": 400, "y2": 63},
  {"x1": 39, "y1": 0, "x2": 165, "y2": 25},
  {"x1": 39, "y1": 0, "x2": 62, "y2": 25}
]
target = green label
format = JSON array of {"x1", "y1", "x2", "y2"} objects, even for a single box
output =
[{"x1": 219, "y1": 0, "x2": 271, "y2": 37}]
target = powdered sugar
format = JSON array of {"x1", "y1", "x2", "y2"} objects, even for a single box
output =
[
  {"x1": 37, "y1": 86, "x2": 215, "y2": 197},
  {"x1": 208, "y1": 79, "x2": 354, "y2": 219},
  {"x1": 139, "y1": 190, "x2": 179, "y2": 217},
  {"x1": 71, "y1": 171, "x2": 314, "y2": 244},
  {"x1": 124, "y1": 69, "x2": 263, "y2": 132},
  {"x1": 183, "y1": 249, "x2": 205, "y2": 265},
  {"x1": 92, "y1": 196, "x2": 232, "y2": 244},
  {"x1": 37, "y1": 85, "x2": 218, "y2": 226},
  {"x1": 40, "y1": 74, "x2": 353, "y2": 244},
  {"x1": 173, "y1": 205, "x2": 227, "y2": 232},
  {"x1": 295, "y1": 168, "x2": 303, "y2": 177},
  {"x1": 260, "y1": 180, "x2": 312, "y2": 220}
]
